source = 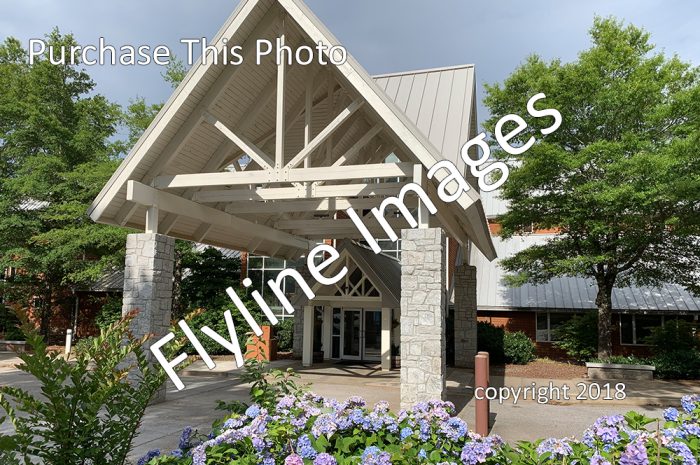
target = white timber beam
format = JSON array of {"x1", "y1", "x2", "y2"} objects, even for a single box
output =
[
  {"x1": 193, "y1": 223, "x2": 213, "y2": 242},
  {"x1": 275, "y1": 15, "x2": 287, "y2": 169},
  {"x1": 155, "y1": 162, "x2": 412, "y2": 189},
  {"x1": 115, "y1": 201, "x2": 139, "y2": 227},
  {"x1": 145, "y1": 205, "x2": 159, "y2": 234},
  {"x1": 193, "y1": 181, "x2": 408, "y2": 203},
  {"x1": 225, "y1": 196, "x2": 417, "y2": 215},
  {"x1": 275, "y1": 217, "x2": 408, "y2": 233},
  {"x1": 284, "y1": 101, "x2": 364, "y2": 169},
  {"x1": 333, "y1": 124, "x2": 383, "y2": 167},
  {"x1": 203, "y1": 112, "x2": 274, "y2": 170},
  {"x1": 126, "y1": 181, "x2": 313, "y2": 252},
  {"x1": 142, "y1": 7, "x2": 278, "y2": 184}
]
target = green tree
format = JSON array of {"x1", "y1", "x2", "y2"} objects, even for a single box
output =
[
  {"x1": 483, "y1": 18, "x2": 700, "y2": 358},
  {"x1": 0, "y1": 30, "x2": 128, "y2": 337}
]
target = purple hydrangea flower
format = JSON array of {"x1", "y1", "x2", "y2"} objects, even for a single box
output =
[
  {"x1": 178, "y1": 426, "x2": 193, "y2": 450},
  {"x1": 314, "y1": 453, "x2": 337, "y2": 465},
  {"x1": 440, "y1": 417, "x2": 468, "y2": 441},
  {"x1": 312, "y1": 414, "x2": 338, "y2": 438},
  {"x1": 137, "y1": 449, "x2": 160, "y2": 465},
  {"x1": 400, "y1": 427, "x2": 413, "y2": 440},
  {"x1": 285, "y1": 453, "x2": 304, "y2": 465},
  {"x1": 620, "y1": 441, "x2": 649, "y2": 465},
  {"x1": 170, "y1": 449, "x2": 183, "y2": 458},
  {"x1": 460, "y1": 441, "x2": 495, "y2": 465},
  {"x1": 223, "y1": 416, "x2": 245, "y2": 429},
  {"x1": 591, "y1": 454, "x2": 612, "y2": 465}
]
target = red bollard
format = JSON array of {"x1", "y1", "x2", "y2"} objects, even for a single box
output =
[{"x1": 474, "y1": 352, "x2": 490, "y2": 436}]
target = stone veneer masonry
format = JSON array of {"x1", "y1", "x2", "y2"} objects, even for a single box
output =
[
  {"x1": 454, "y1": 264, "x2": 478, "y2": 368},
  {"x1": 400, "y1": 227, "x2": 446, "y2": 409},
  {"x1": 122, "y1": 233, "x2": 175, "y2": 403},
  {"x1": 292, "y1": 266, "x2": 313, "y2": 358}
]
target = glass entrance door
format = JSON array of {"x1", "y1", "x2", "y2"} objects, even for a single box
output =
[
  {"x1": 340, "y1": 309, "x2": 382, "y2": 361},
  {"x1": 363, "y1": 310, "x2": 382, "y2": 361},
  {"x1": 341, "y1": 309, "x2": 362, "y2": 360}
]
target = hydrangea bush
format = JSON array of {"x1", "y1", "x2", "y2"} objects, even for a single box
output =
[{"x1": 142, "y1": 394, "x2": 700, "y2": 465}]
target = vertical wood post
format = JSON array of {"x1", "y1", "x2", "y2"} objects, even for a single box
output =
[{"x1": 475, "y1": 352, "x2": 490, "y2": 436}]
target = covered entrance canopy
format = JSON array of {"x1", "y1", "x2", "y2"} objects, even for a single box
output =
[{"x1": 88, "y1": 0, "x2": 496, "y2": 262}]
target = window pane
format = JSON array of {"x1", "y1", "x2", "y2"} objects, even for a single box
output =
[
  {"x1": 536, "y1": 313, "x2": 549, "y2": 342},
  {"x1": 332, "y1": 309, "x2": 341, "y2": 336},
  {"x1": 248, "y1": 270, "x2": 263, "y2": 290},
  {"x1": 264, "y1": 257, "x2": 285, "y2": 269},
  {"x1": 635, "y1": 315, "x2": 662, "y2": 345},
  {"x1": 621, "y1": 315, "x2": 634, "y2": 344},
  {"x1": 248, "y1": 256, "x2": 263, "y2": 269}
]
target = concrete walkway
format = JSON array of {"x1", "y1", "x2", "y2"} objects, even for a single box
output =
[{"x1": 1, "y1": 355, "x2": 697, "y2": 462}]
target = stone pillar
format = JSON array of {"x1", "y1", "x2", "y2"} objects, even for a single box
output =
[
  {"x1": 122, "y1": 233, "x2": 175, "y2": 403},
  {"x1": 302, "y1": 305, "x2": 314, "y2": 367},
  {"x1": 454, "y1": 264, "x2": 478, "y2": 368},
  {"x1": 400, "y1": 228, "x2": 446, "y2": 409}
]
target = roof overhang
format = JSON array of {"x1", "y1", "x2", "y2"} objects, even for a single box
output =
[{"x1": 89, "y1": 0, "x2": 497, "y2": 261}]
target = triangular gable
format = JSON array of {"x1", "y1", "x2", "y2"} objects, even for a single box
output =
[
  {"x1": 294, "y1": 240, "x2": 400, "y2": 308},
  {"x1": 89, "y1": 0, "x2": 496, "y2": 261}
]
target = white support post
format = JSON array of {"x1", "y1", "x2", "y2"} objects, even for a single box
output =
[
  {"x1": 322, "y1": 306, "x2": 332, "y2": 360},
  {"x1": 275, "y1": 16, "x2": 286, "y2": 170},
  {"x1": 302, "y1": 305, "x2": 314, "y2": 367},
  {"x1": 381, "y1": 307, "x2": 392, "y2": 371},
  {"x1": 325, "y1": 72, "x2": 334, "y2": 165},
  {"x1": 413, "y1": 164, "x2": 430, "y2": 229},
  {"x1": 304, "y1": 76, "x2": 313, "y2": 170},
  {"x1": 145, "y1": 205, "x2": 159, "y2": 234}
]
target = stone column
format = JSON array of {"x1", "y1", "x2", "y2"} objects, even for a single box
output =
[
  {"x1": 122, "y1": 233, "x2": 175, "y2": 403},
  {"x1": 292, "y1": 307, "x2": 304, "y2": 358},
  {"x1": 302, "y1": 305, "x2": 314, "y2": 367},
  {"x1": 454, "y1": 264, "x2": 478, "y2": 368},
  {"x1": 400, "y1": 228, "x2": 446, "y2": 409}
]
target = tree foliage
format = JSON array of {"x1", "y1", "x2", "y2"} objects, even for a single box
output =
[
  {"x1": 483, "y1": 17, "x2": 700, "y2": 357},
  {"x1": 0, "y1": 30, "x2": 128, "y2": 336}
]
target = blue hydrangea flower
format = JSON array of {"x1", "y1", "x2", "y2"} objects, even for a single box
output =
[
  {"x1": 137, "y1": 449, "x2": 160, "y2": 465},
  {"x1": 400, "y1": 427, "x2": 414, "y2": 440},
  {"x1": 361, "y1": 445, "x2": 392, "y2": 465},
  {"x1": 440, "y1": 417, "x2": 468, "y2": 441},
  {"x1": 418, "y1": 449, "x2": 427, "y2": 460},
  {"x1": 536, "y1": 438, "x2": 573, "y2": 459},
  {"x1": 246, "y1": 404, "x2": 262, "y2": 418},
  {"x1": 664, "y1": 408, "x2": 680, "y2": 422},
  {"x1": 314, "y1": 453, "x2": 338, "y2": 465},
  {"x1": 681, "y1": 395, "x2": 699, "y2": 414},
  {"x1": 297, "y1": 434, "x2": 317, "y2": 459},
  {"x1": 224, "y1": 416, "x2": 245, "y2": 429},
  {"x1": 669, "y1": 442, "x2": 697, "y2": 465},
  {"x1": 311, "y1": 414, "x2": 338, "y2": 438},
  {"x1": 170, "y1": 449, "x2": 183, "y2": 458}
]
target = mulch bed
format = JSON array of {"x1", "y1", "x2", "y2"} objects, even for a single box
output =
[{"x1": 491, "y1": 359, "x2": 587, "y2": 379}]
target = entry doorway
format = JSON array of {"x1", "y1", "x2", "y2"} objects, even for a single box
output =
[{"x1": 340, "y1": 308, "x2": 382, "y2": 362}]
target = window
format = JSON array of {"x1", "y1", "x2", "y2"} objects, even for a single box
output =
[
  {"x1": 246, "y1": 255, "x2": 300, "y2": 320},
  {"x1": 620, "y1": 314, "x2": 663, "y2": 345},
  {"x1": 536, "y1": 312, "x2": 578, "y2": 342}
]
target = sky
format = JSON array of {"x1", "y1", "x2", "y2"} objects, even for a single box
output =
[{"x1": 1, "y1": 0, "x2": 699, "y2": 130}]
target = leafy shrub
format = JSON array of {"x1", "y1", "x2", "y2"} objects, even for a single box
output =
[
  {"x1": 590, "y1": 355, "x2": 650, "y2": 365},
  {"x1": 476, "y1": 321, "x2": 505, "y2": 363},
  {"x1": 178, "y1": 304, "x2": 258, "y2": 356},
  {"x1": 503, "y1": 331, "x2": 536, "y2": 365},
  {"x1": 0, "y1": 305, "x2": 23, "y2": 340},
  {"x1": 646, "y1": 320, "x2": 699, "y2": 353},
  {"x1": 94, "y1": 294, "x2": 123, "y2": 330},
  {"x1": 275, "y1": 318, "x2": 294, "y2": 352},
  {"x1": 652, "y1": 350, "x2": 700, "y2": 380},
  {"x1": 0, "y1": 310, "x2": 188, "y2": 464},
  {"x1": 553, "y1": 312, "x2": 598, "y2": 362},
  {"x1": 141, "y1": 393, "x2": 700, "y2": 465}
]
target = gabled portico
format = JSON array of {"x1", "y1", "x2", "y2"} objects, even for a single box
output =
[{"x1": 89, "y1": 0, "x2": 496, "y2": 408}]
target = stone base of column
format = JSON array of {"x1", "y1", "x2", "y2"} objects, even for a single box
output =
[
  {"x1": 454, "y1": 265, "x2": 478, "y2": 369},
  {"x1": 122, "y1": 233, "x2": 175, "y2": 404},
  {"x1": 400, "y1": 228, "x2": 446, "y2": 410}
]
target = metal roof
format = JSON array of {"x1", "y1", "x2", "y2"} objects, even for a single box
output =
[{"x1": 470, "y1": 234, "x2": 700, "y2": 313}]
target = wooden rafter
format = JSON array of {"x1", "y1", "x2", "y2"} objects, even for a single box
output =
[{"x1": 224, "y1": 196, "x2": 417, "y2": 215}]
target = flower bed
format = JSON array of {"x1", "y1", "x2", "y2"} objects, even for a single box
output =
[{"x1": 142, "y1": 394, "x2": 700, "y2": 465}]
